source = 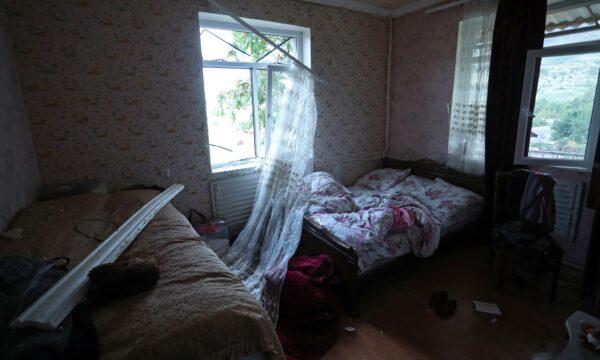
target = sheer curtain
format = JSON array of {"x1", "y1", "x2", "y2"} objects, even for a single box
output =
[
  {"x1": 224, "y1": 64, "x2": 317, "y2": 323},
  {"x1": 447, "y1": 0, "x2": 497, "y2": 175}
]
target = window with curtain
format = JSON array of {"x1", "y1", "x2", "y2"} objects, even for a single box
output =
[
  {"x1": 447, "y1": 0, "x2": 497, "y2": 175},
  {"x1": 199, "y1": 13, "x2": 308, "y2": 173}
]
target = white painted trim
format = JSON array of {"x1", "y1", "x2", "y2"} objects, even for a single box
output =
[
  {"x1": 199, "y1": 12, "x2": 309, "y2": 35},
  {"x1": 10, "y1": 184, "x2": 185, "y2": 330},
  {"x1": 251, "y1": 67, "x2": 260, "y2": 157},
  {"x1": 206, "y1": 1, "x2": 314, "y2": 75},
  {"x1": 391, "y1": 0, "x2": 445, "y2": 17},
  {"x1": 514, "y1": 41, "x2": 600, "y2": 172},
  {"x1": 300, "y1": 0, "x2": 390, "y2": 17},
  {"x1": 199, "y1": 12, "x2": 311, "y2": 67}
]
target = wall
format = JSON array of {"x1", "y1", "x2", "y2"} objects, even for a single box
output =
[
  {"x1": 389, "y1": 7, "x2": 461, "y2": 162},
  {"x1": 4, "y1": 0, "x2": 387, "y2": 216},
  {"x1": 0, "y1": 4, "x2": 39, "y2": 230}
]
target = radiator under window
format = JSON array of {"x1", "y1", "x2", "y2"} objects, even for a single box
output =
[{"x1": 210, "y1": 172, "x2": 260, "y2": 235}]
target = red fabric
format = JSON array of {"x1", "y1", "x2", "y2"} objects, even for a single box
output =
[
  {"x1": 276, "y1": 255, "x2": 341, "y2": 360},
  {"x1": 534, "y1": 171, "x2": 556, "y2": 229},
  {"x1": 389, "y1": 206, "x2": 415, "y2": 232}
]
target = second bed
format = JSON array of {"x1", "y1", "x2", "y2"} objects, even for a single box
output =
[{"x1": 296, "y1": 158, "x2": 486, "y2": 313}]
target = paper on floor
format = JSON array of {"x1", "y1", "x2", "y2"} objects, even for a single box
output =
[{"x1": 473, "y1": 300, "x2": 502, "y2": 316}]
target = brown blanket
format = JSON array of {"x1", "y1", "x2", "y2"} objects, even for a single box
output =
[{"x1": 0, "y1": 190, "x2": 283, "y2": 360}]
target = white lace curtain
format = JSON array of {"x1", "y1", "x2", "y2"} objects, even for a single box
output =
[
  {"x1": 224, "y1": 64, "x2": 317, "y2": 323},
  {"x1": 446, "y1": 0, "x2": 497, "y2": 175}
]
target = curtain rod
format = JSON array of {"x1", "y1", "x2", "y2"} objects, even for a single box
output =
[{"x1": 207, "y1": 0, "x2": 327, "y2": 85}]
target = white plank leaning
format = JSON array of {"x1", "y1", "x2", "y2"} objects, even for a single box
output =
[{"x1": 10, "y1": 184, "x2": 185, "y2": 330}]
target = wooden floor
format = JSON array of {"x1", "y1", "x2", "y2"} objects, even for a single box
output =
[{"x1": 323, "y1": 241, "x2": 585, "y2": 360}]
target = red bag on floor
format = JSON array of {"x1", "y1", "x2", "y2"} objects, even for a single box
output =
[
  {"x1": 276, "y1": 255, "x2": 341, "y2": 360},
  {"x1": 188, "y1": 209, "x2": 230, "y2": 257}
]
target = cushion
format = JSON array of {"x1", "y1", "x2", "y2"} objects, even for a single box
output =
[
  {"x1": 305, "y1": 171, "x2": 351, "y2": 197},
  {"x1": 354, "y1": 168, "x2": 411, "y2": 191},
  {"x1": 389, "y1": 206, "x2": 415, "y2": 233},
  {"x1": 307, "y1": 195, "x2": 356, "y2": 215},
  {"x1": 387, "y1": 175, "x2": 435, "y2": 196},
  {"x1": 305, "y1": 172, "x2": 355, "y2": 215},
  {"x1": 415, "y1": 178, "x2": 484, "y2": 229}
]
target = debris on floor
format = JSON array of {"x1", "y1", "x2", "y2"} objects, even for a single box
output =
[
  {"x1": 473, "y1": 300, "x2": 502, "y2": 316},
  {"x1": 343, "y1": 325, "x2": 356, "y2": 334},
  {"x1": 429, "y1": 290, "x2": 457, "y2": 319}
]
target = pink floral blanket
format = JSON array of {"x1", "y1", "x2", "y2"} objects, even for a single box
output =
[{"x1": 304, "y1": 171, "x2": 442, "y2": 274}]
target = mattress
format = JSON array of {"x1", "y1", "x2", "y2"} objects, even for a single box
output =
[
  {"x1": 305, "y1": 170, "x2": 483, "y2": 274},
  {"x1": 0, "y1": 190, "x2": 284, "y2": 360}
]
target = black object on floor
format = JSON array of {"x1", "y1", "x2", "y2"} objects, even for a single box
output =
[
  {"x1": 436, "y1": 299, "x2": 458, "y2": 318},
  {"x1": 429, "y1": 290, "x2": 457, "y2": 319},
  {"x1": 429, "y1": 291, "x2": 448, "y2": 308}
]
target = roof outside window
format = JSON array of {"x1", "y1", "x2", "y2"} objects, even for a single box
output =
[{"x1": 546, "y1": 0, "x2": 600, "y2": 33}]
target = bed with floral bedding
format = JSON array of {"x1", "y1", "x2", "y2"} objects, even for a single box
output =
[
  {"x1": 0, "y1": 190, "x2": 283, "y2": 360},
  {"x1": 304, "y1": 167, "x2": 484, "y2": 275}
]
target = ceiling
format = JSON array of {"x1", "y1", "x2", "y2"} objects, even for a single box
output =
[
  {"x1": 350, "y1": 0, "x2": 419, "y2": 10},
  {"x1": 301, "y1": 0, "x2": 444, "y2": 16},
  {"x1": 304, "y1": 0, "x2": 600, "y2": 19}
]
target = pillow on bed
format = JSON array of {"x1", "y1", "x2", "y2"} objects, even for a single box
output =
[
  {"x1": 415, "y1": 178, "x2": 484, "y2": 228},
  {"x1": 304, "y1": 171, "x2": 350, "y2": 197},
  {"x1": 387, "y1": 175, "x2": 435, "y2": 196},
  {"x1": 354, "y1": 168, "x2": 411, "y2": 191},
  {"x1": 307, "y1": 195, "x2": 356, "y2": 215},
  {"x1": 305, "y1": 172, "x2": 356, "y2": 215}
]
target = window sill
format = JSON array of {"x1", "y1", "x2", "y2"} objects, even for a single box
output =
[
  {"x1": 211, "y1": 160, "x2": 263, "y2": 179},
  {"x1": 548, "y1": 165, "x2": 591, "y2": 173},
  {"x1": 531, "y1": 164, "x2": 592, "y2": 174}
]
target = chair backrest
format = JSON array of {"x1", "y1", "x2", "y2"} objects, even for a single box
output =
[
  {"x1": 492, "y1": 168, "x2": 555, "y2": 232},
  {"x1": 492, "y1": 169, "x2": 530, "y2": 227}
]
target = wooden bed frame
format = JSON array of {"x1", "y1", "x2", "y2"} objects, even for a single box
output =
[{"x1": 295, "y1": 157, "x2": 486, "y2": 316}]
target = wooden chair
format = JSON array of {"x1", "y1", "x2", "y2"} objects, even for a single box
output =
[{"x1": 490, "y1": 169, "x2": 564, "y2": 301}]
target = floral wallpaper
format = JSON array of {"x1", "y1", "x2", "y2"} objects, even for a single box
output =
[
  {"x1": 389, "y1": 7, "x2": 461, "y2": 163},
  {"x1": 4, "y1": 0, "x2": 387, "y2": 216},
  {"x1": 3, "y1": 0, "x2": 594, "y2": 268},
  {"x1": 0, "y1": 5, "x2": 40, "y2": 231}
]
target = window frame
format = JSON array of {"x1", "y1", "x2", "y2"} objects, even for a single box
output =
[
  {"x1": 514, "y1": 39, "x2": 600, "y2": 171},
  {"x1": 198, "y1": 13, "x2": 310, "y2": 173}
]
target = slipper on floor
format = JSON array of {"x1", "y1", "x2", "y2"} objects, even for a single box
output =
[
  {"x1": 428, "y1": 291, "x2": 448, "y2": 309},
  {"x1": 435, "y1": 299, "x2": 457, "y2": 319}
]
